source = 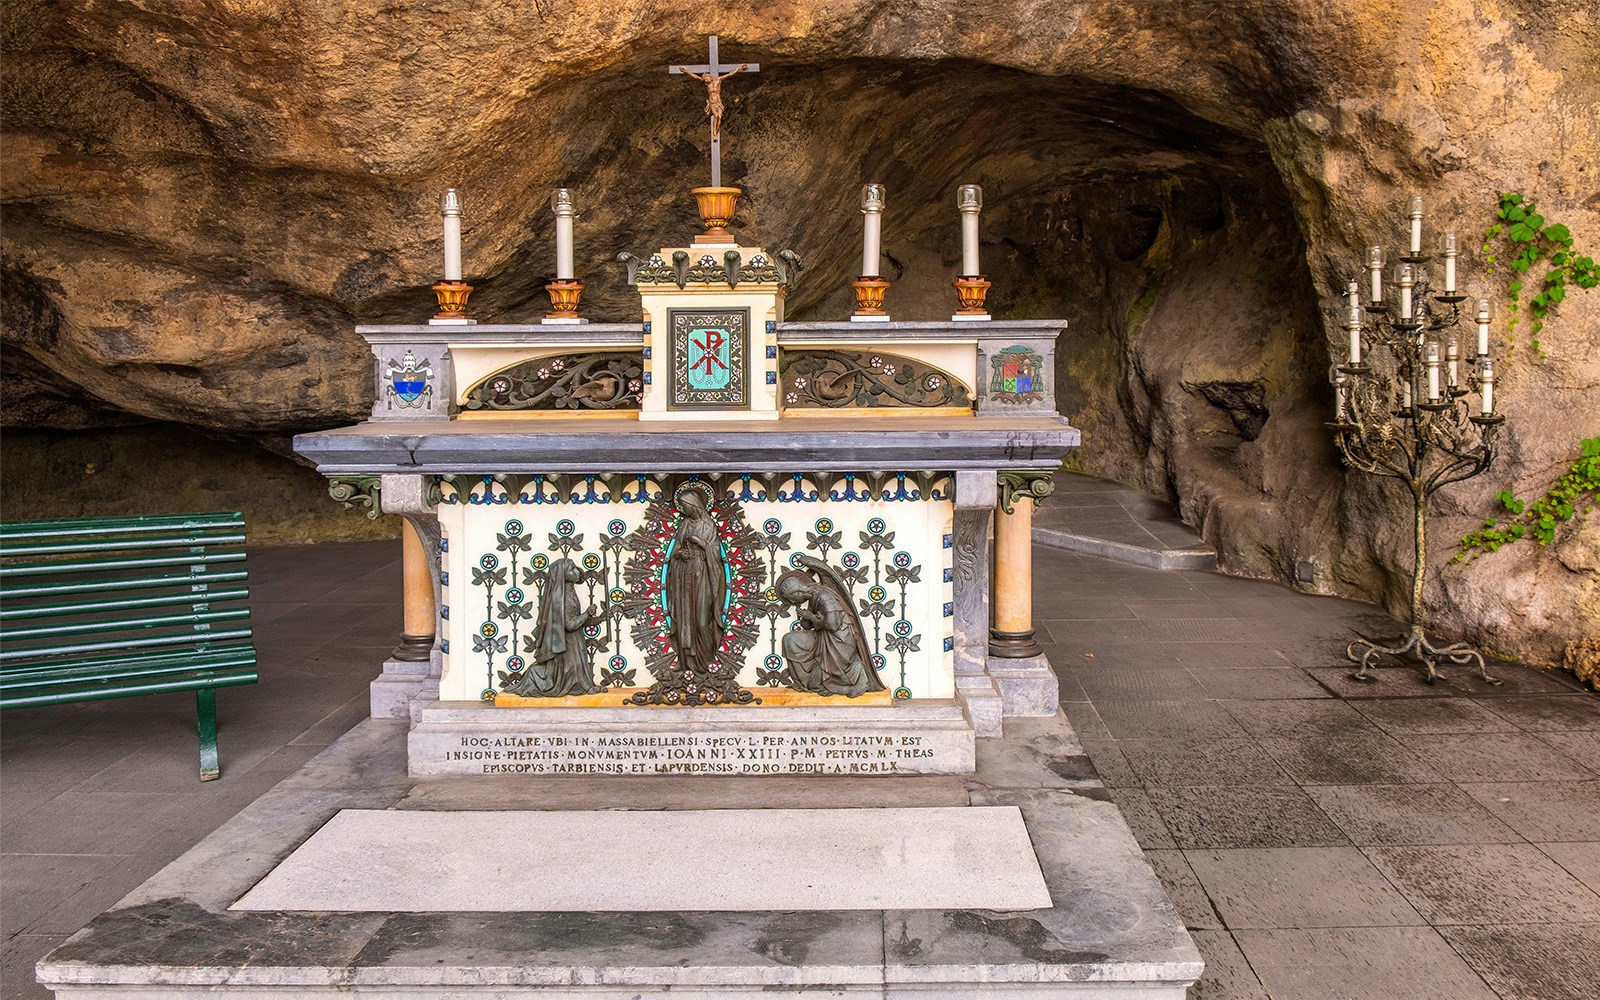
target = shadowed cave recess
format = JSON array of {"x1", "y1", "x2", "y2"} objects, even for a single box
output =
[{"x1": 4, "y1": 2, "x2": 1598, "y2": 669}]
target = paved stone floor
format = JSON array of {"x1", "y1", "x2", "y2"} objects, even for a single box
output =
[{"x1": 3, "y1": 538, "x2": 1598, "y2": 999}]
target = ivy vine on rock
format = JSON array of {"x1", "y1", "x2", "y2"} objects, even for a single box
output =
[
  {"x1": 1480, "y1": 192, "x2": 1599, "y2": 360},
  {"x1": 1456, "y1": 437, "x2": 1600, "y2": 562}
]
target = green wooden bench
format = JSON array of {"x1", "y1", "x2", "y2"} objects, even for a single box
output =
[{"x1": 0, "y1": 512, "x2": 259, "y2": 781}]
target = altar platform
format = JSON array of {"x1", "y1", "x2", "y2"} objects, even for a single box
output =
[{"x1": 33, "y1": 709, "x2": 1199, "y2": 999}]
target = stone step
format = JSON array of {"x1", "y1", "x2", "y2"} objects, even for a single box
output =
[{"x1": 1032, "y1": 472, "x2": 1217, "y2": 571}]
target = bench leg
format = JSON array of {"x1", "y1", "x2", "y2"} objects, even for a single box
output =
[{"x1": 197, "y1": 688, "x2": 220, "y2": 781}]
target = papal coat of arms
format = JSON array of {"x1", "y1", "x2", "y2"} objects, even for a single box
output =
[{"x1": 385, "y1": 350, "x2": 434, "y2": 409}]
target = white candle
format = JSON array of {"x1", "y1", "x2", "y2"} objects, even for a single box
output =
[
  {"x1": 957, "y1": 184, "x2": 982, "y2": 276},
  {"x1": 860, "y1": 183, "x2": 886, "y2": 277},
  {"x1": 1398, "y1": 263, "x2": 1415, "y2": 320},
  {"x1": 1475, "y1": 298, "x2": 1491, "y2": 356},
  {"x1": 551, "y1": 188, "x2": 576, "y2": 281},
  {"x1": 1426, "y1": 343, "x2": 1440, "y2": 401},
  {"x1": 1446, "y1": 340, "x2": 1459, "y2": 388},
  {"x1": 1402, "y1": 379, "x2": 1412, "y2": 410},
  {"x1": 440, "y1": 188, "x2": 463, "y2": 282},
  {"x1": 1441, "y1": 232, "x2": 1458, "y2": 293},
  {"x1": 1334, "y1": 371, "x2": 1347, "y2": 421},
  {"x1": 1408, "y1": 195, "x2": 1424, "y2": 254},
  {"x1": 1368, "y1": 246, "x2": 1384, "y2": 303},
  {"x1": 1346, "y1": 280, "x2": 1363, "y2": 364},
  {"x1": 1480, "y1": 358, "x2": 1495, "y2": 415}
]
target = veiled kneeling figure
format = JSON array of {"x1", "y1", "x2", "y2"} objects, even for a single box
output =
[
  {"x1": 506, "y1": 557, "x2": 604, "y2": 697},
  {"x1": 777, "y1": 554, "x2": 883, "y2": 697}
]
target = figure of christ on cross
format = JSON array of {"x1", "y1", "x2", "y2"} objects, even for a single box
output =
[{"x1": 669, "y1": 36, "x2": 759, "y2": 188}]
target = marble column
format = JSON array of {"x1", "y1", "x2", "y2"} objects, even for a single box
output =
[
  {"x1": 370, "y1": 475, "x2": 444, "y2": 719},
  {"x1": 987, "y1": 470, "x2": 1060, "y2": 717}
]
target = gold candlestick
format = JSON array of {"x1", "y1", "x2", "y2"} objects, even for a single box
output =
[
  {"x1": 691, "y1": 186, "x2": 741, "y2": 244},
  {"x1": 953, "y1": 276, "x2": 991, "y2": 316},
  {"x1": 431, "y1": 280, "x2": 473, "y2": 319},
  {"x1": 545, "y1": 279, "x2": 584, "y2": 319},
  {"x1": 851, "y1": 276, "x2": 890, "y2": 316}
]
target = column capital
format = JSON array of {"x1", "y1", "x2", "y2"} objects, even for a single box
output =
[
  {"x1": 998, "y1": 470, "x2": 1056, "y2": 514},
  {"x1": 328, "y1": 476, "x2": 383, "y2": 519}
]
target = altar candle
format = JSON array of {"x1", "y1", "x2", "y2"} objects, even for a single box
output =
[
  {"x1": 1408, "y1": 195, "x2": 1424, "y2": 254},
  {"x1": 1346, "y1": 280, "x2": 1363, "y2": 364},
  {"x1": 1368, "y1": 246, "x2": 1385, "y2": 303},
  {"x1": 551, "y1": 188, "x2": 576, "y2": 281},
  {"x1": 1426, "y1": 343, "x2": 1441, "y2": 401},
  {"x1": 957, "y1": 184, "x2": 983, "y2": 276},
  {"x1": 1398, "y1": 263, "x2": 1415, "y2": 320},
  {"x1": 1446, "y1": 339, "x2": 1459, "y2": 388},
  {"x1": 1441, "y1": 232, "x2": 1458, "y2": 293},
  {"x1": 861, "y1": 183, "x2": 886, "y2": 277},
  {"x1": 1475, "y1": 298, "x2": 1492, "y2": 356},
  {"x1": 1334, "y1": 370, "x2": 1347, "y2": 421},
  {"x1": 1480, "y1": 358, "x2": 1495, "y2": 415},
  {"x1": 440, "y1": 188, "x2": 463, "y2": 282}
]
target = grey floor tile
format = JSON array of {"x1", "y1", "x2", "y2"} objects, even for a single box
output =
[
  {"x1": 1093, "y1": 700, "x2": 1248, "y2": 740},
  {"x1": 1, "y1": 933, "x2": 63, "y2": 1000},
  {"x1": 1074, "y1": 667, "x2": 1209, "y2": 702},
  {"x1": 1257, "y1": 734, "x2": 1444, "y2": 785},
  {"x1": 1186, "y1": 847, "x2": 1424, "y2": 928},
  {"x1": 1457, "y1": 781, "x2": 1600, "y2": 842},
  {"x1": 1117, "y1": 739, "x2": 1291, "y2": 787},
  {"x1": 1170, "y1": 644, "x2": 1299, "y2": 672},
  {"x1": 1439, "y1": 923, "x2": 1600, "y2": 1000},
  {"x1": 1077, "y1": 739, "x2": 1138, "y2": 787},
  {"x1": 1305, "y1": 783, "x2": 1523, "y2": 846},
  {"x1": 1029, "y1": 597, "x2": 1137, "y2": 620},
  {"x1": 0, "y1": 792, "x2": 203, "y2": 856},
  {"x1": 1043, "y1": 619, "x2": 1156, "y2": 645},
  {"x1": 1145, "y1": 849, "x2": 1222, "y2": 930},
  {"x1": 1469, "y1": 695, "x2": 1600, "y2": 732},
  {"x1": 1187, "y1": 930, "x2": 1269, "y2": 1000},
  {"x1": 1144, "y1": 785, "x2": 1350, "y2": 849},
  {"x1": 1106, "y1": 786, "x2": 1177, "y2": 849},
  {"x1": 1302, "y1": 665, "x2": 1456, "y2": 698},
  {"x1": 1396, "y1": 733, "x2": 1595, "y2": 782},
  {"x1": 1057, "y1": 642, "x2": 1186, "y2": 670},
  {"x1": 1234, "y1": 927, "x2": 1499, "y2": 1000},
  {"x1": 1060, "y1": 700, "x2": 1112, "y2": 740},
  {"x1": 1353, "y1": 697, "x2": 1521, "y2": 735},
  {"x1": 1536, "y1": 733, "x2": 1600, "y2": 775},
  {"x1": 1142, "y1": 619, "x2": 1262, "y2": 643},
  {"x1": 0, "y1": 854, "x2": 132, "y2": 938},
  {"x1": 1365, "y1": 843, "x2": 1600, "y2": 924},
  {"x1": 1220, "y1": 699, "x2": 1383, "y2": 740},
  {"x1": 1124, "y1": 599, "x2": 1233, "y2": 620},
  {"x1": 1192, "y1": 668, "x2": 1332, "y2": 700},
  {"x1": 1537, "y1": 842, "x2": 1600, "y2": 895}
]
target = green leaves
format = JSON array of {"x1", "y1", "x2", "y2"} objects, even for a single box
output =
[
  {"x1": 1482, "y1": 192, "x2": 1595, "y2": 363},
  {"x1": 1457, "y1": 437, "x2": 1600, "y2": 562}
]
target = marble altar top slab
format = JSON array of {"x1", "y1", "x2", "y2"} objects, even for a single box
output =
[
  {"x1": 231, "y1": 806, "x2": 1051, "y2": 913},
  {"x1": 294, "y1": 414, "x2": 1080, "y2": 473}
]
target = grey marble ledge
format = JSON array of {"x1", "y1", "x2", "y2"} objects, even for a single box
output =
[
  {"x1": 358, "y1": 323, "x2": 646, "y2": 344},
  {"x1": 779, "y1": 320, "x2": 1066, "y2": 341},
  {"x1": 293, "y1": 417, "x2": 1080, "y2": 475}
]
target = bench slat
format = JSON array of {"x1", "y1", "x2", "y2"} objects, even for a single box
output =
[
  {"x1": 1, "y1": 668, "x2": 259, "y2": 709},
  {"x1": 2, "y1": 653, "x2": 258, "y2": 692},
  {"x1": 1, "y1": 644, "x2": 257, "y2": 682},
  {"x1": 3, "y1": 608, "x2": 251, "y2": 642},
  {"x1": 0, "y1": 531, "x2": 247, "y2": 559},
  {"x1": 0, "y1": 513, "x2": 245, "y2": 541},
  {"x1": 0, "y1": 587, "x2": 250, "y2": 622},
  {"x1": 0, "y1": 551, "x2": 245, "y2": 578},
  {"x1": 0, "y1": 626, "x2": 254, "y2": 662},
  {"x1": 2, "y1": 569, "x2": 248, "y2": 601}
]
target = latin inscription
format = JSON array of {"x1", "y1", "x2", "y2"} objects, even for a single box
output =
[{"x1": 436, "y1": 732, "x2": 943, "y2": 775}]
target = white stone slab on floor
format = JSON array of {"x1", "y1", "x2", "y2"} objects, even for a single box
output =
[{"x1": 232, "y1": 805, "x2": 1052, "y2": 913}]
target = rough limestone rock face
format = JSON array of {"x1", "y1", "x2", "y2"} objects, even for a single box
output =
[{"x1": 3, "y1": 1, "x2": 1597, "y2": 664}]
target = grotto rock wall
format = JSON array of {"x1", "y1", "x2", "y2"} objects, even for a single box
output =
[{"x1": 3, "y1": 0, "x2": 1596, "y2": 664}]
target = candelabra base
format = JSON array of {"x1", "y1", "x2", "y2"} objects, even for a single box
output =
[{"x1": 1347, "y1": 628, "x2": 1502, "y2": 686}]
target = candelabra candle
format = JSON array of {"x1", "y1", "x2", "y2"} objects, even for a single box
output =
[
  {"x1": 551, "y1": 188, "x2": 576, "y2": 281},
  {"x1": 440, "y1": 188, "x2": 463, "y2": 282},
  {"x1": 1408, "y1": 195, "x2": 1424, "y2": 254},
  {"x1": 1398, "y1": 263, "x2": 1415, "y2": 320},
  {"x1": 1346, "y1": 280, "x2": 1363, "y2": 364},
  {"x1": 860, "y1": 183, "x2": 886, "y2": 278},
  {"x1": 1426, "y1": 343, "x2": 1441, "y2": 401},
  {"x1": 1480, "y1": 359, "x2": 1495, "y2": 415},
  {"x1": 1475, "y1": 298, "x2": 1492, "y2": 356},
  {"x1": 1441, "y1": 232, "x2": 1458, "y2": 293},
  {"x1": 957, "y1": 184, "x2": 982, "y2": 275},
  {"x1": 1446, "y1": 340, "x2": 1459, "y2": 388},
  {"x1": 1368, "y1": 246, "x2": 1385, "y2": 303},
  {"x1": 1402, "y1": 379, "x2": 1412, "y2": 411},
  {"x1": 1334, "y1": 369, "x2": 1347, "y2": 421}
]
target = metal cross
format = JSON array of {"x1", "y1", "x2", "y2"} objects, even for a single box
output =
[{"x1": 669, "y1": 35, "x2": 759, "y2": 187}]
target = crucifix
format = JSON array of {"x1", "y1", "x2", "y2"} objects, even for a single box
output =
[{"x1": 669, "y1": 36, "x2": 759, "y2": 188}]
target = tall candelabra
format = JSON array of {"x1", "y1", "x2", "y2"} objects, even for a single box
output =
[{"x1": 1328, "y1": 196, "x2": 1506, "y2": 685}]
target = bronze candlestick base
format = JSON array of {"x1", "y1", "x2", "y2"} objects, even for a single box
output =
[
  {"x1": 691, "y1": 186, "x2": 741, "y2": 244},
  {"x1": 545, "y1": 279, "x2": 584, "y2": 319},
  {"x1": 431, "y1": 280, "x2": 473, "y2": 320},
  {"x1": 851, "y1": 276, "x2": 890, "y2": 316},
  {"x1": 953, "y1": 276, "x2": 991, "y2": 315}
]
